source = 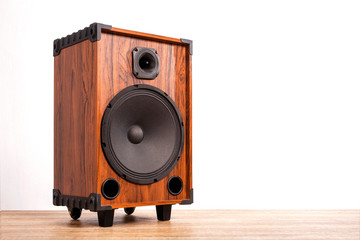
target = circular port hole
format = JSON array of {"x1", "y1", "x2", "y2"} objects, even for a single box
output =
[
  {"x1": 139, "y1": 53, "x2": 156, "y2": 73},
  {"x1": 101, "y1": 178, "x2": 120, "y2": 200},
  {"x1": 167, "y1": 176, "x2": 183, "y2": 196}
]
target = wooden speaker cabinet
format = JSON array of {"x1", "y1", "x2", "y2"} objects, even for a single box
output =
[{"x1": 53, "y1": 23, "x2": 193, "y2": 227}]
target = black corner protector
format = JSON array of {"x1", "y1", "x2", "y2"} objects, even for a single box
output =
[
  {"x1": 180, "y1": 188, "x2": 194, "y2": 205},
  {"x1": 53, "y1": 189, "x2": 112, "y2": 212},
  {"x1": 180, "y1": 38, "x2": 193, "y2": 55},
  {"x1": 53, "y1": 22, "x2": 112, "y2": 57}
]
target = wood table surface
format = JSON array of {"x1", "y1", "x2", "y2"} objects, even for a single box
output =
[{"x1": 1, "y1": 210, "x2": 359, "y2": 239}]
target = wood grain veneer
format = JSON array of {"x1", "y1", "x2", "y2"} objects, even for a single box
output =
[{"x1": 54, "y1": 40, "x2": 98, "y2": 197}]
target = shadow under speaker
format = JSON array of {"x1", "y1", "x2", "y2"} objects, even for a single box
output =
[{"x1": 53, "y1": 23, "x2": 193, "y2": 227}]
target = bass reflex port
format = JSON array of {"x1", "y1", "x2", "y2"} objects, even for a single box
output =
[
  {"x1": 167, "y1": 176, "x2": 183, "y2": 196},
  {"x1": 101, "y1": 178, "x2": 120, "y2": 200}
]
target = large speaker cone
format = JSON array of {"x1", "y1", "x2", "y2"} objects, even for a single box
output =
[{"x1": 101, "y1": 85, "x2": 184, "y2": 185}]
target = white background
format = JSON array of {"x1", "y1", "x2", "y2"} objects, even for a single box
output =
[{"x1": 1, "y1": 0, "x2": 359, "y2": 210}]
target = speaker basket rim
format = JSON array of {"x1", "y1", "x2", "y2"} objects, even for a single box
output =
[{"x1": 101, "y1": 84, "x2": 184, "y2": 185}]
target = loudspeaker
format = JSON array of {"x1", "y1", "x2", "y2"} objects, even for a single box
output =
[{"x1": 53, "y1": 23, "x2": 193, "y2": 227}]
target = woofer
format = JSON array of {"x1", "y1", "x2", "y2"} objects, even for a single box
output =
[{"x1": 101, "y1": 84, "x2": 184, "y2": 185}]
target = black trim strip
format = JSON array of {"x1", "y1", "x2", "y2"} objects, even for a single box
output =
[
  {"x1": 180, "y1": 188, "x2": 194, "y2": 205},
  {"x1": 53, "y1": 22, "x2": 112, "y2": 56},
  {"x1": 180, "y1": 38, "x2": 193, "y2": 55},
  {"x1": 53, "y1": 189, "x2": 112, "y2": 212}
]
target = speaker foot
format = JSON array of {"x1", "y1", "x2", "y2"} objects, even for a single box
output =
[
  {"x1": 124, "y1": 207, "x2": 135, "y2": 215},
  {"x1": 156, "y1": 205, "x2": 172, "y2": 221},
  {"x1": 97, "y1": 209, "x2": 115, "y2": 227},
  {"x1": 67, "y1": 207, "x2": 82, "y2": 220}
]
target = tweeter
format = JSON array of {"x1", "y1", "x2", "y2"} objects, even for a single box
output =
[{"x1": 132, "y1": 47, "x2": 159, "y2": 79}]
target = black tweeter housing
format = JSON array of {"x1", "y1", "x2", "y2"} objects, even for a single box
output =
[{"x1": 132, "y1": 47, "x2": 160, "y2": 79}]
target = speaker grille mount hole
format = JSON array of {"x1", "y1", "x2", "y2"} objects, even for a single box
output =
[
  {"x1": 101, "y1": 178, "x2": 120, "y2": 200},
  {"x1": 167, "y1": 176, "x2": 183, "y2": 196}
]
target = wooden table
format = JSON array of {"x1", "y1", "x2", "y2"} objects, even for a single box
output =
[{"x1": 1, "y1": 210, "x2": 359, "y2": 239}]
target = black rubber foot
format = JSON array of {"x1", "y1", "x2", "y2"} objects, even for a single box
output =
[
  {"x1": 156, "y1": 205, "x2": 172, "y2": 221},
  {"x1": 124, "y1": 207, "x2": 135, "y2": 215},
  {"x1": 97, "y1": 209, "x2": 115, "y2": 227},
  {"x1": 67, "y1": 207, "x2": 82, "y2": 220}
]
